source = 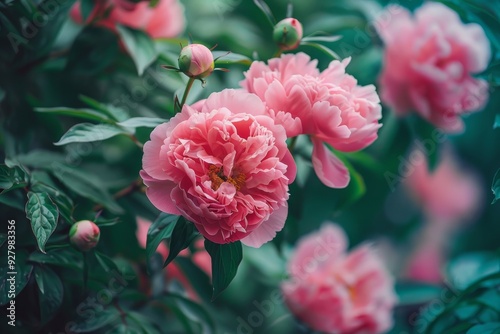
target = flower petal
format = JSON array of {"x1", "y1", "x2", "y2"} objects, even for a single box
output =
[
  {"x1": 311, "y1": 138, "x2": 350, "y2": 188},
  {"x1": 241, "y1": 204, "x2": 288, "y2": 248}
]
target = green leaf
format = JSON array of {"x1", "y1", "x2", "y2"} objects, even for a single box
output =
[
  {"x1": 204, "y1": 240, "x2": 242, "y2": 300},
  {"x1": 159, "y1": 294, "x2": 217, "y2": 334},
  {"x1": 54, "y1": 123, "x2": 129, "y2": 146},
  {"x1": 94, "y1": 216, "x2": 120, "y2": 227},
  {"x1": 0, "y1": 234, "x2": 6, "y2": 248},
  {"x1": 51, "y1": 162, "x2": 123, "y2": 214},
  {"x1": 467, "y1": 323, "x2": 500, "y2": 334},
  {"x1": 175, "y1": 257, "x2": 212, "y2": 303},
  {"x1": 29, "y1": 247, "x2": 83, "y2": 271},
  {"x1": 69, "y1": 309, "x2": 121, "y2": 333},
  {"x1": 5, "y1": 150, "x2": 66, "y2": 169},
  {"x1": 492, "y1": 169, "x2": 500, "y2": 204},
  {"x1": 116, "y1": 25, "x2": 158, "y2": 76},
  {"x1": 117, "y1": 117, "x2": 167, "y2": 130},
  {"x1": 0, "y1": 164, "x2": 28, "y2": 193},
  {"x1": 34, "y1": 266, "x2": 63, "y2": 324},
  {"x1": 30, "y1": 183, "x2": 74, "y2": 224},
  {"x1": 253, "y1": 0, "x2": 276, "y2": 26},
  {"x1": 301, "y1": 41, "x2": 341, "y2": 60},
  {"x1": 79, "y1": 95, "x2": 130, "y2": 122},
  {"x1": 146, "y1": 213, "x2": 179, "y2": 272},
  {"x1": 80, "y1": 0, "x2": 94, "y2": 21},
  {"x1": 494, "y1": 114, "x2": 500, "y2": 129},
  {"x1": 302, "y1": 35, "x2": 342, "y2": 43},
  {"x1": 25, "y1": 191, "x2": 59, "y2": 253},
  {"x1": 396, "y1": 282, "x2": 442, "y2": 306},
  {"x1": 164, "y1": 218, "x2": 198, "y2": 267},
  {"x1": 446, "y1": 252, "x2": 500, "y2": 290},
  {"x1": 94, "y1": 251, "x2": 120, "y2": 274},
  {"x1": 35, "y1": 107, "x2": 113, "y2": 123},
  {"x1": 66, "y1": 27, "x2": 119, "y2": 75},
  {"x1": 0, "y1": 250, "x2": 33, "y2": 305},
  {"x1": 212, "y1": 51, "x2": 252, "y2": 66}
]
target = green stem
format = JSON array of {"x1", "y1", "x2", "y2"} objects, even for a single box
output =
[
  {"x1": 179, "y1": 77, "x2": 196, "y2": 111},
  {"x1": 83, "y1": 251, "x2": 89, "y2": 297}
]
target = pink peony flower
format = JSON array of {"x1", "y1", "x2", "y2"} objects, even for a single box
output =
[
  {"x1": 70, "y1": 0, "x2": 185, "y2": 39},
  {"x1": 241, "y1": 52, "x2": 382, "y2": 188},
  {"x1": 141, "y1": 89, "x2": 296, "y2": 247},
  {"x1": 376, "y1": 3, "x2": 490, "y2": 132},
  {"x1": 178, "y1": 44, "x2": 215, "y2": 79},
  {"x1": 69, "y1": 220, "x2": 100, "y2": 251},
  {"x1": 282, "y1": 224, "x2": 396, "y2": 334},
  {"x1": 404, "y1": 148, "x2": 482, "y2": 224}
]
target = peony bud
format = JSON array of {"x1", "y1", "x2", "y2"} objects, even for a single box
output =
[
  {"x1": 273, "y1": 18, "x2": 303, "y2": 51},
  {"x1": 178, "y1": 44, "x2": 215, "y2": 79},
  {"x1": 69, "y1": 220, "x2": 100, "y2": 251}
]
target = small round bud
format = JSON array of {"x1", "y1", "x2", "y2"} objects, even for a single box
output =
[
  {"x1": 69, "y1": 220, "x2": 100, "y2": 252},
  {"x1": 178, "y1": 44, "x2": 215, "y2": 79},
  {"x1": 273, "y1": 18, "x2": 303, "y2": 51}
]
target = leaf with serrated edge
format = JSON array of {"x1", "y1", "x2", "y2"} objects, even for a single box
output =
[{"x1": 26, "y1": 191, "x2": 59, "y2": 253}]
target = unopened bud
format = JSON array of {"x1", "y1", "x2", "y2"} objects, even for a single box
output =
[
  {"x1": 178, "y1": 44, "x2": 215, "y2": 79},
  {"x1": 273, "y1": 18, "x2": 303, "y2": 51},
  {"x1": 69, "y1": 220, "x2": 100, "y2": 251}
]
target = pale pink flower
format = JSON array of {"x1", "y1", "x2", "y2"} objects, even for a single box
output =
[
  {"x1": 404, "y1": 149, "x2": 482, "y2": 224},
  {"x1": 241, "y1": 53, "x2": 382, "y2": 188},
  {"x1": 70, "y1": 0, "x2": 185, "y2": 39},
  {"x1": 376, "y1": 3, "x2": 490, "y2": 132},
  {"x1": 141, "y1": 89, "x2": 296, "y2": 247},
  {"x1": 282, "y1": 224, "x2": 396, "y2": 334}
]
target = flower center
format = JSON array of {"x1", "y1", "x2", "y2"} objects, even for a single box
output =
[{"x1": 208, "y1": 165, "x2": 246, "y2": 191}]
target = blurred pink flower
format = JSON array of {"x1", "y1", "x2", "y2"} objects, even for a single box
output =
[
  {"x1": 70, "y1": 0, "x2": 185, "y2": 39},
  {"x1": 376, "y1": 3, "x2": 490, "y2": 132},
  {"x1": 141, "y1": 89, "x2": 296, "y2": 247},
  {"x1": 241, "y1": 53, "x2": 382, "y2": 188},
  {"x1": 405, "y1": 235, "x2": 445, "y2": 283},
  {"x1": 282, "y1": 224, "x2": 396, "y2": 334},
  {"x1": 404, "y1": 149, "x2": 482, "y2": 224}
]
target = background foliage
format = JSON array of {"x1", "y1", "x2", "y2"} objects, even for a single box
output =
[{"x1": 1, "y1": 0, "x2": 499, "y2": 333}]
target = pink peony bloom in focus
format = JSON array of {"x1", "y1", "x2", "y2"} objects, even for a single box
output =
[
  {"x1": 70, "y1": 0, "x2": 185, "y2": 39},
  {"x1": 404, "y1": 148, "x2": 482, "y2": 224},
  {"x1": 241, "y1": 53, "x2": 382, "y2": 188},
  {"x1": 376, "y1": 3, "x2": 490, "y2": 132},
  {"x1": 282, "y1": 224, "x2": 396, "y2": 334},
  {"x1": 141, "y1": 89, "x2": 296, "y2": 247}
]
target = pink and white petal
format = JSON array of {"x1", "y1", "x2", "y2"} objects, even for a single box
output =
[
  {"x1": 241, "y1": 204, "x2": 288, "y2": 248},
  {"x1": 141, "y1": 170, "x2": 182, "y2": 215},
  {"x1": 311, "y1": 138, "x2": 350, "y2": 188}
]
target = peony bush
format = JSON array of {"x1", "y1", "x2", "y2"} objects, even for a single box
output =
[{"x1": 1, "y1": 1, "x2": 499, "y2": 334}]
